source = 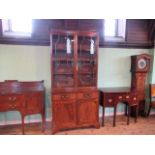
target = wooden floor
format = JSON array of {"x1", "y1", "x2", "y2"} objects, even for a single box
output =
[{"x1": 1, "y1": 115, "x2": 155, "y2": 135}]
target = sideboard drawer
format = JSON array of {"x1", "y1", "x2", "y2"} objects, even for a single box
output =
[
  {"x1": 53, "y1": 93, "x2": 76, "y2": 101},
  {"x1": 0, "y1": 95, "x2": 24, "y2": 111}
]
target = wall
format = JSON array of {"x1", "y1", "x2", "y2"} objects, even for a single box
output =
[{"x1": 0, "y1": 45, "x2": 153, "y2": 124}]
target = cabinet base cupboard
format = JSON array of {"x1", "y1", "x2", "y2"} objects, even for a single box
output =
[{"x1": 50, "y1": 30, "x2": 100, "y2": 134}]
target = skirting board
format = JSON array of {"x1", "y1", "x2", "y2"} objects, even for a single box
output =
[{"x1": 0, "y1": 111, "x2": 155, "y2": 126}]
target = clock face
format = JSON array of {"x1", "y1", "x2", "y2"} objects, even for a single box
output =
[{"x1": 138, "y1": 58, "x2": 147, "y2": 69}]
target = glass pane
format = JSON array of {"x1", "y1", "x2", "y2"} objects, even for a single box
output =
[
  {"x1": 11, "y1": 19, "x2": 32, "y2": 33},
  {"x1": 104, "y1": 19, "x2": 116, "y2": 37}
]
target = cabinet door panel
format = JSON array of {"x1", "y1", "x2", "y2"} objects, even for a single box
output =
[
  {"x1": 53, "y1": 101, "x2": 76, "y2": 128},
  {"x1": 23, "y1": 92, "x2": 43, "y2": 114},
  {"x1": 77, "y1": 100, "x2": 98, "y2": 125}
]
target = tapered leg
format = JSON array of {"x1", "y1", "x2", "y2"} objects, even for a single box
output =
[
  {"x1": 102, "y1": 106, "x2": 105, "y2": 126},
  {"x1": 113, "y1": 105, "x2": 116, "y2": 127},
  {"x1": 125, "y1": 103, "x2": 128, "y2": 116},
  {"x1": 127, "y1": 105, "x2": 131, "y2": 125},
  {"x1": 147, "y1": 105, "x2": 151, "y2": 117},
  {"x1": 41, "y1": 113, "x2": 45, "y2": 132},
  {"x1": 21, "y1": 116, "x2": 25, "y2": 135},
  {"x1": 135, "y1": 105, "x2": 139, "y2": 123}
]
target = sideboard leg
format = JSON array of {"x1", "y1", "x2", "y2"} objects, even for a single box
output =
[
  {"x1": 41, "y1": 113, "x2": 45, "y2": 133},
  {"x1": 113, "y1": 105, "x2": 117, "y2": 127},
  {"x1": 102, "y1": 106, "x2": 105, "y2": 126},
  {"x1": 21, "y1": 116, "x2": 25, "y2": 135},
  {"x1": 127, "y1": 105, "x2": 131, "y2": 125},
  {"x1": 135, "y1": 105, "x2": 139, "y2": 123}
]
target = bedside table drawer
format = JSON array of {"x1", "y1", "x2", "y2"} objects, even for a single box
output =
[{"x1": 103, "y1": 95, "x2": 115, "y2": 106}]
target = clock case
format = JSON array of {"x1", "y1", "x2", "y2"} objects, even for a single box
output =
[
  {"x1": 130, "y1": 53, "x2": 151, "y2": 116},
  {"x1": 131, "y1": 54, "x2": 151, "y2": 73}
]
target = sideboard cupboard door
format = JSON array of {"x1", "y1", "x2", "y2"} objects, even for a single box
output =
[
  {"x1": 53, "y1": 101, "x2": 76, "y2": 129},
  {"x1": 77, "y1": 100, "x2": 98, "y2": 125},
  {"x1": 23, "y1": 92, "x2": 44, "y2": 115}
]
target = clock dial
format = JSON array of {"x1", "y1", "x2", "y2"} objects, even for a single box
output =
[{"x1": 138, "y1": 58, "x2": 147, "y2": 69}]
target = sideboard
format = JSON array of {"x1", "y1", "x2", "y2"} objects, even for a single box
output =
[{"x1": 0, "y1": 80, "x2": 45, "y2": 134}]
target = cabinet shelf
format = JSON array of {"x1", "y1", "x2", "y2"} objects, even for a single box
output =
[
  {"x1": 78, "y1": 58, "x2": 96, "y2": 62},
  {"x1": 53, "y1": 43, "x2": 74, "y2": 51},
  {"x1": 53, "y1": 58, "x2": 74, "y2": 61}
]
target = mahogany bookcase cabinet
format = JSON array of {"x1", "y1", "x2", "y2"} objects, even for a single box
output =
[{"x1": 51, "y1": 29, "x2": 100, "y2": 134}]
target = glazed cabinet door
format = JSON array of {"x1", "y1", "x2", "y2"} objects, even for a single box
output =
[
  {"x1": 77, "y1": 99, "x2": 98, "y2": 125},
  {"x1": 53, "y1": 101, "x2": 76, "y2": 129}
]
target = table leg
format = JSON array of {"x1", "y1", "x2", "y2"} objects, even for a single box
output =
[
  {"x1": 41, "y1": 112, "x2": 45, "y2": 132},
  {"x1": 135, "y1": 105, "x2": 138, "y2": 123},
  {"x1": 113, "y1": 105, "x2": 116, "y2": 127},
  {"x1": 21, "y1": 116, "x2": 25, "y2": 135},
  {"x1": 125, "y1": 103, "x2": 128, "y2": 116},
  {"x1": 102, "y1": 106, "x2": 105, "y2": 126},
  {"x1": 127, "y1": 105, "x2": 131, "y2": 125}
]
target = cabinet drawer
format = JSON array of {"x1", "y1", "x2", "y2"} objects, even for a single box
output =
[
  {"x1": 0, "y1": 95, "x2": 24, "y2": 111},
  {"x1": 116, "y1": 94, "x2": 130, "y2": 102},
  {"x1": 103, "y1": 94, "x2": 115, "y2": 106},
  {"x1": 52, "y1": 93, "x2": 76, "y2": 101},
  {"x1": 77, "y1": 91, "x2": 98, "y2": 100},
  {"x1": 0, "y1": 103, "x2": 19, "y2": 111},
  {"x1": 130, "y1": 95, "x2": 138, "y2": 105}
]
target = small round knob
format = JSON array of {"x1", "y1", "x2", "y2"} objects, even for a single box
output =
[
  {"x1": 133, "y1": 97, "x2": 136, "y2": 101},
  {"x1": 108, "y1": 99, "x2": 113, "y2": 103},
  {"x1": 84, "y1": 93, "x2": 90, "y2": 98},
  {"x1": 119, "y1": 96, "x2": 122, "y2": 99},
  {"x1": 126, "y1": 96, "x2": 129, "y2": 99},
  {"x1": 13, "y1": 97, "x2": 16, "y2": 101},
  {"x1": 61, "y1": 95, "x2": 67, "y2": 99}
]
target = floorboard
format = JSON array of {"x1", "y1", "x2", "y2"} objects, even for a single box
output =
[{"x1": 0, "y1": 115, "x2": 155, "y2": 135}]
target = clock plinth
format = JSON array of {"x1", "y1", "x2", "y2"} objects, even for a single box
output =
[{"x1": 131, "y1": 54, "x2": 151, "y2": 116}]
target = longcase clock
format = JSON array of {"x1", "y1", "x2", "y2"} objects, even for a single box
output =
[{"x1": 131, "y1": 53, "x2": 151, "y2": 116}]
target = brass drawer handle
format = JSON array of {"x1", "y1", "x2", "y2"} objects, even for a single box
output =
[
  {"x1": 108, "y1": 99, "x2": 113, "y2": 103},
  {"x1": 126, "y1": 96, "x2": 129, "y2": 99},
  {"x1": 61, "y1": 95, "x2": 68, "y2": 99},
  {"x1": 84, "y1": 93, "x2": 90, "y2": 98},
  {"x1": 12, "y1": 97, "x2": 17, "y2": 101},
  {"x1": 119, "y1": 96, "x2": 122, "y2": 99}
]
